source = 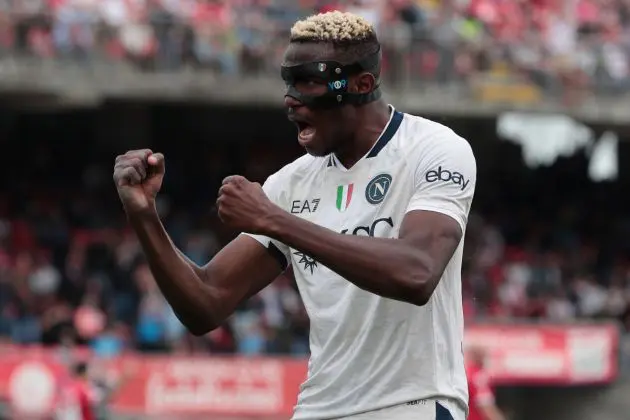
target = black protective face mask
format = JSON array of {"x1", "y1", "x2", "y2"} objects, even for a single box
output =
[{"x1": 281, "y1": 48, "x2": 382, "y2": 109}]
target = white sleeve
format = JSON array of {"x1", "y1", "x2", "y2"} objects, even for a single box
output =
[
  {"x1": 241, "y1": 172, "x2": 291, "y2": 269},
  {"x1": 406, "y1": 132, "x2": 476, "y2": 232}
]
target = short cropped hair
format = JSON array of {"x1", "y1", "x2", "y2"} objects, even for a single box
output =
[
  {"x1": 290, "y1": 11, "x2": 376, "y2": 44},
  {"x1": 290, "y1": 11, "x2": 381, "y2": 76}
]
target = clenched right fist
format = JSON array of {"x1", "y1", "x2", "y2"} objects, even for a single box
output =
[{"x1": 113, "y1": 149, "x2": 165, "y2": 215}]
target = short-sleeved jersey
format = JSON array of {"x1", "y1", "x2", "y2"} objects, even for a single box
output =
[
  {"x1": 245, "y1": 106, "x2": 476, "y2": 420},
  {"x1": 466, "y1": 361, "x2": 495, "y2": 420}
]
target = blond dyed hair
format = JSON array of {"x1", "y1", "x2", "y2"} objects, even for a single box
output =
[{"x1": 290, "y1": 11, "x2": 377, "y2": 44}]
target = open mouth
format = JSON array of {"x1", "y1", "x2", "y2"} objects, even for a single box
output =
[
  {"x1": 296, "y1": 121, "x2": 316, "y2": 137},
  {"x1": 293, "y1": 120, "x2": 316, "y2": 145}
]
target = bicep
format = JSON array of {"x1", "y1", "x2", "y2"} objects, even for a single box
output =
[
  {"x1": 399, "y1": 210, "x2": 463, "y2": 282},
  {"x1": 201, "y1": 235, "x2": 285, "y2": 319},
  {"x1": 399, "y1": 132, "x2": 475, "y2": 284}
]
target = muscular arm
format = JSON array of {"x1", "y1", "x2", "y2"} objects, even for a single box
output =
[
  {"x1": 266, "y1": 209, "x2": 461, "y2": 305},
  {"x1": 129, "y1": 208, "x2": 283, "y2": 335},
  {"x1": 251, "y1": 131, "x2": 474, "y2": 306}
]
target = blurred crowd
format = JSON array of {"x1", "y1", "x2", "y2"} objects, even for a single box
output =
[
  {"x1": 0, "y1": 145, "x2": 312, "y2": 356},
  {"x1": 464, "y1": 214, "x2": 630, "y2": 329},
  {"x1": 0, "y1": 0, "x2": 629, "y2": 94},
  {"x1": 0, "y1": 146, "x2": 629, "y2": 357},
  {"x1": 0, "y1": 199, "x2": 311, "y2": 356}
]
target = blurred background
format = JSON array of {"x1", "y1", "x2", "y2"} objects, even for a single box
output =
[{"x1": 0, "y1": 0, "x2": 629, "y2": 419}]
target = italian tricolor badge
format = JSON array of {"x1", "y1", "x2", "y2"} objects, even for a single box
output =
[{"x1": 336, "y1": 183, "x2": 354, "y2": 212}]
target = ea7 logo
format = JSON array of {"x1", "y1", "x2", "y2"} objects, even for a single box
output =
[
  {"x1": 425, "y1": 166, "x2": 470, "y2": 191},
  {"x1": 291, "y1": 199, "x2": 320, "y2": 214}
]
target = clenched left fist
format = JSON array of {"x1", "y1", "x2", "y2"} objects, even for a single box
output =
[{"x1": 217, "y1": 175, "x2": 281, "y2": 234}]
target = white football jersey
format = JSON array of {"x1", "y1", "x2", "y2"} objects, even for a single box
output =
[{"x1": 245, "y1": 106, "x2": 476, "y2": 420}]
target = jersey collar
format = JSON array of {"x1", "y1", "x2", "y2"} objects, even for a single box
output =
[{"x1": 327, "y1": 105, "x2": 404, "y2": 168}]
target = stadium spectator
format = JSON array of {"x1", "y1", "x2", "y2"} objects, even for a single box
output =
[
  {"x1": 55, "y1": 361, "x2": 98, "y2": 420},
  {"x1": 0, "y1": 3, "x2": 629, "y2": 358},
  {"x1": 466, "y1": 346, "x2": 506, "y2": 420},
  {"x1": 0, "y1": 137, "x2": 629, "y2": 357},
  {"x1": 0, "y1": 0, "x2": 627, "y2": 95}
]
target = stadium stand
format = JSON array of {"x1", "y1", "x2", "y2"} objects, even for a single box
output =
[
  {"x1": 0, "y1": 1, "x2": 629, "y2": 419},
  {"x1": 0, "y1": 114, "x2": 629, "y2": 357},
  {"x1": 0, "y1": 0, "x2": 628, "y2": 97}
]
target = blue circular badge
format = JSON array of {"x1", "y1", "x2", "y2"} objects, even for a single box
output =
[{"x1": 365, "y1": 174, "x2": 392, "y2": 205}]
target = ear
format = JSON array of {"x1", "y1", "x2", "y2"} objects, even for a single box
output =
[{"x1": 349, "y1": 72, "x2": 377, "y2": 94}]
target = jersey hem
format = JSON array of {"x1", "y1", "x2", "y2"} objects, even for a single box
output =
[{"x1": 291, "y1": 393, "x2": 468, "y2": 420}]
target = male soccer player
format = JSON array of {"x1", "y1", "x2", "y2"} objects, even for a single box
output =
[
  {"x1": 55, "y1": 362, "x2": 97, "y2": 420},
  {"x1": 113, "y1": 11, "x2": 476, "y2": 420},
  {"x1": 466, "y1": 347, "x2": 506, "y2": 420}
]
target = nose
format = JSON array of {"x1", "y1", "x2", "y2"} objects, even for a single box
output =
[{"x1": 284, "y1": 95, "x2": 302, "y2": 109}]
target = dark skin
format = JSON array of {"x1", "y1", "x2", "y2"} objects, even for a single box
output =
[
  {"x1": 113, "y1": 41, "x2": 463, "y2": 335},
  {"x1": 283, "y1": 42, "x2": 391, "y2": 166}
]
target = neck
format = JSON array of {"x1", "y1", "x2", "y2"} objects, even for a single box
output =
[{"x1": 335, "y1": 100, "x2": 391, "y2": 168}]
